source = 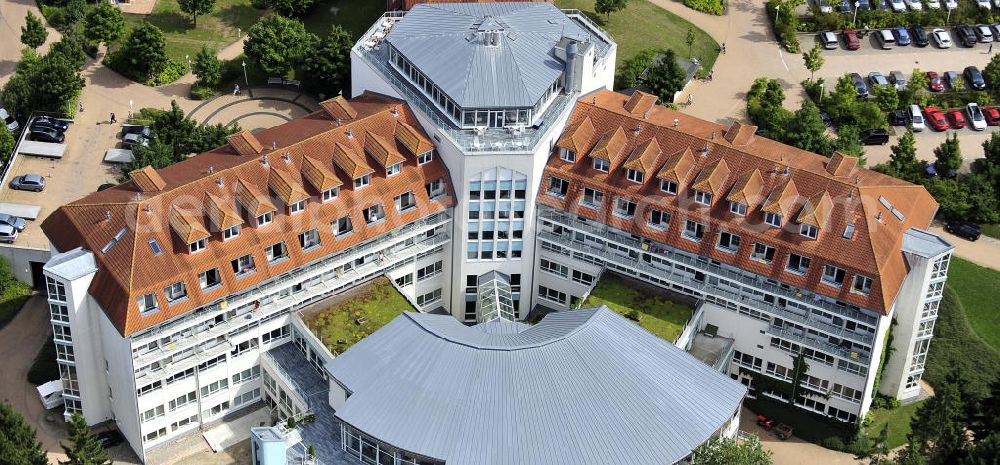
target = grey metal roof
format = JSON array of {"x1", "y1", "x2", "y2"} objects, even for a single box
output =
[
  {"x1": 902, "y1": 228, "x2": 954, "y2": 259},
  {"x1": 387, "y1": 2, "x2": 604, "y2": 108},
  {"x1": 44, "y1": 247, "x2": 97, "y2": 281},
  {"x1": 324, "y1": 307, "x2": 747, "y2": 465}
]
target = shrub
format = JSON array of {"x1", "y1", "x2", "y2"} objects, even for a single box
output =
[
  {"x1": 190, "y1": 85, "x2": 218, "y2": 100},
  {"x1": 817, "y1": 437, "x2": 845, "y2": 451},
  {"x1": 40, "y1": 5, "x2": 69, "y2": 30},
  {"x1": 683, "y1": 0, "x2": 725, "y2": 15},
  {"x1": 150, "y1": 59, "x2": 189, "y2": 86},
  {"x1": 871, "y1": 394, "x2": 901, "y2": 411}
]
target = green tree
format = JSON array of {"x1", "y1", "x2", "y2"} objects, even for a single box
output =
[
  {"x1": 983, "y1": 53, "x2": 1000, "y2": 90},
  {"x1": 883, "y1": 129, "x2": 923, "y2": 182},
  {"x1": 0, "y1": 402, "x2": 49, "y2": 465},
  {"x1": 802, "y1": 44, "x2": 824, "y2": 81},
  {"x1": 60, "y1": 413, "x2": 111, "y2": 465},
  {"x1": 854, "y1": 425, "x2": 891, "y2": 465},
  {"x1": 982, "y1": 131, "x2": 1000, "y2": 167},
  {"x1": 66, "y1": 0, "x2": 88, "y2": 25},
  {"x1": 906, "y1": 68, "x2": 929, "y2": 106},
  {"x1": 872, "y1": 84, "x2": 900, "y2": 112},
  {"x1": 0, "y1": 126, "x2": 15, "y2": 163},
  {"x1": 119, "y1": 21, "x2": 168, "y2": 80},
  {"x1": 0, "y1": 49, "x2": 43, "y2": 118},
  {"x1": 785, "y1": 98, "x2": 832, "y2": 155},
  {"x1": 909, "y1": 371, "x2": 969, "y2": 464},
  {"x1": 894, "y1": 437, "x2": 928, "y2": 465},
  {"x1": 788, "y1": 352, "x2": 810, "y2": 405},
  {"x1": 934, "y1": 132, "x2": 962, "y2": 177},
  {"x1": 594, "y1": 0, "x2": 628, "y2": 18},
  {"x1": 33, "y1": 53, "x2": 85, "y2": 113},
  {"x1": 685, "y1": 27, "x2": 695, "y2": 58},
  {"x1": 925, "y1": 177, "x2": 971, "y2": 219},
  {"x1": 83, "y1": 2, "x2": 126, "y2": 47},
  {"x1": 962, "y1": 433, "x2": 1000, "y2": 465},
  {"x1": 615, "y1": 48, "x2": 656, "y2": 89},
  {"x1": 968, "y1": 375, "x2": 1000, "y2": 441},
  {"x1": 244, "y1": 15, "x2": 317, "y2": 77},
  {"x1": 178, "y1": 0, "x2": 215, "y2": 27},
  {"x1": 834, "y1": 125, "x2": 865, "y2": 161},
  {"x1": 644, "y1": 49, "x2": 687, "y2": 104},
  {"x1": 302, "y1": 24, "x2": 354, "y2": 96},
  {"x1": 20, "y1": 12, "x2": 47, "y2": 50},
  {"x1": 825, "y1": 74, "x2": 860, "y2": 125},
  {"x1": 691, "y1": 436, "x2": 772, "y2": 465},
  {"x1": 49, "y1": 36, "x2": 87, "y2": 70},
  {"x1": 192, "y1": 45, "x2": 222, "y2": 86},
  {"x1": 856, "y1": 101, "x2": 888, "y2": 129},
  {"x1": 267, "y1": 0, "x2": 316, "y2": 17},
  {"x1": 963, "y1": 173, "x2": 1000, "y2": 223},
  {"x1": 745, "y1": 78, "x2": 790, "y2": 140}
]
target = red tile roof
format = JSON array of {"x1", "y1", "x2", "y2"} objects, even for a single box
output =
[
  {"x1": 539, "y1": 90, "x2": 937, "y2": 316},
  {"x1": 129, "y1": 166, "x2": 166, "y2": 192},
  {"x1": 42, "y1": 94, "x2": 455, "y2": 336}
]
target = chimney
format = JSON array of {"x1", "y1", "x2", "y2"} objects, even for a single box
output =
[
  {"x1": 145, "y1": 204, "x2": 152, "y2": 215},
  {"x1": 701, "y1": 143, "x2": 709, "y2": 157},
  {"x1": 282, "y1": 152, "x2": 290, "y2": 163},
  {"x1": 782, "y1": 166, "x2": 789, "y2": 176},
  {"x1": 642, "y1": 110, "x2": 649, "y2": 119},
  {"x1": 711, "y1": 131, "x2": 716, "y2": 140},
  {"x1": 634, "y1": 124, "x2": 641, "y2": 136},
  {"x1": 347, "y1": 128, "x2": 354, "y2": 139},
  {"x1": 855, "y1": 176, "x2": 860, "y2": 185},
  {"x1": 217, "y1": 177, "x2": 224, "y2": 188},
  {"x1": 673, "y1": 118, "x2": 679, "y2": 128},
  {"x1": 208, "y1": 166, "x2": 214, "y2": 174},
  {"x1": 336, "y1": 118, "x2": 342, "y2": 126},
  {"x1": 261, "y1": 154, "x2": 269, "y2": 166},
  {"x1": 105, "y1": 210, "x2": 111, "y2": 222},
  {"x1": 391, "y1": 106, "x2": 398, "y2": 117},
  {"x1": 271, "y1": 141, "x2": 277, "y2": 151}
]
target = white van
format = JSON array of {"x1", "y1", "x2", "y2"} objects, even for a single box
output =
[
  {"x1": 909, "y1": 104, "x2": 925, "y2": 132},
  {"x1": 877, "y1": 29, "x2": 896, "y2": 49}
]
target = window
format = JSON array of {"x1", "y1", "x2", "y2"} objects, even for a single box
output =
[
  {"x1": 265, "y1": 242, "x2": 288, "y2": 263},
  {"x1": 256, "y1": 211, "x2": 273, "y2": 227},
  {"x1": 694, "y1": 190, "x2": 713, "y2": 206},
  {"x1": 299, "y1": 229, "x2": 321, "y2": 250},
  {"x1": 189, "y1": 238, "x2": 206, "y2": 254},
  {"x1": 800, "y1": 223, "x2": 818, "y2": 239},
  {"x1": 137, "y1": 381, "x2": 161, "y2": 396},
  {"x1": 148, "y1": 239, "x2": 162, "y2": 255},
  {"x1": 905, "y1": 374, "x2": 922, "y2": 390},
  {"x1": 418, "y1": 150, "x2": 433, "y2": 165},
  {"x1": 614, "y1": 198, "x2": 636, "y2": 218},
  {"x1": 560, "y1": 147, "x2": 576, "y2": 162},
  {"x1": 717, "y1": 232, "x2": 741, "y2": 252},
  {"x1": 334, "y1": 216, "x2": 353, "y2": 236},
  {"x1": 164, "y1": 282, "x2": 186, "y2": 303},
  {"x1": 547, "y1": 177, "x2": 568, "y2": 198},
  {"x1": 852, "y1": 274, "x2": 873, "y2": 295},
  {"x1": 581, "y1": 188, "x2": 603, "y2": 208},
  {"x1": 931, "y1": 254, "x2": 950, "y2": 280},
  {"x1": 626, "y1": 169, "x2": 644, "y2": 183},
  {"x1": 231, "y1": 254, "x2": 256, "y2": 277},
  {"x1": 170, "y1": 415, "x2": 198, "y2": 432},
  {"x1": 353, "y1": 174, "x2": 370, "y2": 189},
  {"x1": 234, "y1": 388, "x2": 261, "y2": 407},
  {"x1": 751, "y1": 243, "x2": 776, "y2": 264},
  {"x1": 592, "y1": 158, "x2": 609, "y2": 172},
  {"x1": 787, "y1": 253, "x2": 811, "y2": 274},
  {"x1": 322, "y1": 187, "x2": 339, "y2": 202},
  {"x1": 683, "y1": 220, "x2": 705, "y2": 241},
  {"x1": 660, "y1": 179, "x2": 677, "y2": 195},
  {"x1": 199, "y1": 268, "x2": 221, "y2": 290},
  {"x1": 540, "y1": 258, "x2": 569, "y2": 277},
  {"x1": 831, "y1": 384, "x2": 863, "y2": 402},
  {"x1": 572, "y1": 270, "x2": 594, "y2": 285},
  {"x1": 416, "y1": 288, "x2": 442, "y2": 307},
  {"x1": 538, "y1": 285, "x2": 567, "y2": 304},
  {"x1": 168, "y1": 392, "x2": 197, "y2": 411},
  {"x1": 730, "y1": 201, "x2": 747, "y2": 216},
  {"x1": 396, "y1": 192, "x2": 416, "y2": 212},
  {"x1": 200, "y1": 378, "x2": 229, "y2": 397},
  {"x1": 386, "y1": 163, "x2": 401, "y2": 176},
  {"x1": 222, "y1": 225, "x2": 240, "y2": 241},
  {"x1": 141, "y1": 405, "x2": 165, "y2": 422},
  {"x1": 425, "y1": 179, "x2": 445, "y2": 199},
  {"x1": 926, "y1": 281, "x2": 945, "y2": 299},
  {"x1": 231, "y1": 338, "x2": 259, "y2": 357},
  {"x1": 921, "y1": 300, "x2": 940, "y2": 319},
  {"x1": 363, "y1": 204, "x2": 385, "y2": 224},
  {"x1": 49, "y1": 304, "x2": 69, "y2": 323},
  {"x1": 917, "y1": 320, "x2": 935, "y2": 338},
  {"x1": 416, "y1": 261, "x2": 443, "y2": 281},
  {"x1": 204, "y1": 401, "x2": 230, "y2": 418},
  {"x1": 649, "y1": 209, "x2": 670, "y2": 229},
  {"x1": 46, "y1": 277, "x2": 67, "y2": 302},
  {"x1": 764, "y1": 212, "x2": 782, "y2": 228},
  {"x1": 144, "y1": 427, "x2": 166, "y2": 442},
  {"x1": 53, "y1": 324, "x2": 72, "y2": 341},
  {"x1": 288, "y1": 199, "x2": 305, "y2": 214},
  {"x1": 822, "y1": 265, "x2": 846, "y2": 287},
  {"x1": 137, "y1": 294, "x2": 158, "y2": 314},
  {"x1": 395, "y1": 274, "x2": 413, "y2": 287}
]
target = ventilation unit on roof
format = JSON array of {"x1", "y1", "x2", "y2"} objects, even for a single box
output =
[
  {"x1": 673, "y1": 118, "x2": 679, "y2": 127},
  {"x1": 711, "y1": 131, "x2": 716, "y2": 140},
  {"x1": 271, "y1": 141, "x2": 277, "y2": 150},
  {"x1": 105, "y1": 210, "x2": 111, "y2": 222},
  {"x1": 782, "y1": 166, "x2": 789, "y2": 176},
  {"x1": 701, "y1": 143, "x2": 709, "y2": 157},
  {"x1": 391, "y1": 106, "x2": 398, "y2": 117},
  {"x1": 876, "y1": 211, "x2": 883, "y2": 222},
  {"x1": 208, "y1": 166, "x2": 214, "y2": 174},
  {"x1": 217, "y1": 177, "x2": 224, "y2": 188},
  {"x1": 634, "y1": 124, "x2": 641, "y2": 136},
  {"x1": 145, "y1": 204, "x2": 152, "y2": 215},
  {"x1": 347, "y1": 128, "x2": 354, "y2": 139},
  {"x1": 283, "y1": 152, "x2": 290, "y2": 163},
  {"x1": 261, "y1": 154, "x2": 269, "y2": 166}
]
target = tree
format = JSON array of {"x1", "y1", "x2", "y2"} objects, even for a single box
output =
[
  {"x1": 119, "y1": 21, "x2": 169, "y2": 80},
  {"x1": 33, "y1": 53, "x2": 85, "y2": 113},
  {"x1": 83, "y1": 2, "x2": 126, "y2": 47},
  {"x1": 894, "y1": 437, "x2": 928, "y2": 465},
  {"x1": 0, "y1": 402, "x2": 49, "y2": 465},
  {"x1": 834, "y1": 125, "x2": 865, "y2": 161},
  {"x1": 302, "y1": 24, "x2": 354, "y2": 96},
  {"x1": 60, "y1": 413, "x2": 111, "y2": 465},
  {"x1": 66, "y1": 0, "x2": 88, "y2": 25},
  {"x1": 906, "y1": 67, "x2": 929, "y2": 107},
  {"x1": 644, "y1": 49, "x2": 687, "y2": 104},
  {"x1": 745, "y1": 78, "x2": 790, "y2": 140},
  {"x1": 925, "y1": 177, "x2": 971, "y2": 220},
  {"x1": 825, "y1": 74, "x2": 861, "y2": 125},
  {"x1": 784, "y1": 99, "x2": 832, "y2": 155},
  {"x1": 909, "y1": 371, "x2": 969, "y2": 464},
  {"x1": 934, "y1": 132, "x2": 963, "y2": 177},
  {"x1": 968, "y1": 375, "x2": 1000, "y2": 441},
  {"x1": 267, "y1": 0, "x2": 317, "y2": 17},
  {"x1": 20, "y1": 12, "x2": 47, "y2": 50},
  {"x1": 963, "y1": 173, "x2": 1000, "y2": 224},
  {"x1": 855, "y1": 101, "x2": 888, "y2": 129},
  {"x1": 872, "y1": 84, "x2": 899, "y2": 112},
  {"x1": 178, "y1": 0, "x2": 215, "y2": 27},
  {"x1": 854, "y1": 425, "x2": 891, "y2": 465},
  {"x1": 982, "y1": 132, "x2": 1000, "y2": 167},
  {"x1": 0, "y1": 49, "x2": 43, "y2": 118},
  {"x1": 685, "y1": 27, "x2": 695, "y2": 59},
  {"x1": 615, "y1": 48, "x2": 656, "y2": 89},
  {"x1": 962, "y1": 433, "x2": 1000, "y2": 465},
  {"x1": 984, "y1": 53, "x2": 1000, "y2": 91},
  {"x1": 883, "y1": 129, "x2": 923, "y2": 182},
  {"x1": 49, "y1": 36, "x2": 88, "y2": 71},
  {"x1": 594, "y1": 0, "x2": 628, "y2": 18},
  {"x1": 0, "y1": 127, "x2": 14, "y2": 163},
  {"x1": 691, "y1": 436, "x2": 772, "y2": 465},
  {"x1": 192, "y1": 45, "x2": 222, "y2": 86},
  {"x1": 802, "y1": 44, "x2": 824, "y2": 81},
  {"x1": 788, "y1": 352, "x2": 810, "y2": 405},
  {"x1": 244, "y1": 15, "x2": 317, "y2": 77}
]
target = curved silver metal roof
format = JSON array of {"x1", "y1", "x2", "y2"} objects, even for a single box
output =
[{"x1": 324, "y1": 307, "x2": 747, "y2": 465}]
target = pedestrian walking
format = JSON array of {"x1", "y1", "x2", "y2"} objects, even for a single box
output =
[
  {"x1": 721, "y1": 42, "x2": 726, "y2": 54},
  {"x1": 78, "y1": 101, "x2": 84, "y2": 113},
  {"x1": 233, "y1": 84, "x2": 241, "y2": 96},
  {"x1": 687, "y1": 94, "x2": 694, "y2": 105},
  {"x1": 990, "y1": 43, "x2": 994, "y2": 54},
  {"x1": 110, "y1": 113, "x2": 116, "y2": 124},
  {"x1": 708, "y1": 70, "x2": 714, "y2": 81}
]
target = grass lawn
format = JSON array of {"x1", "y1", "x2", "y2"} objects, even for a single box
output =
[
  {"x1": 924, "y1": 283, "x2": 1000, "y2": 398},
  {"x1": 946, "y1": 257, "x2": 1000, "y2": 352},
  {"x1": 554, "y1": 0, "x2": 719, "y2": 70},
  {"x1": 744, "y1": 396, "x2": 856, "y2": 444},
  {"x1": 123, "y1": 0, "x2": 260, "y2": 61},
  {"x1": 582, "y1": 273, "x2": 691, "y2": 342},
  {"x1": 301, "y1": 0, "x2": 384, "y2": 39},
  {"x1": 27, "y1": 337, "x2": 59, "y2": 386},
  {"x1": 981, "y1": 223, "x2": 1000, "y2": 240},
  {"x1": 867, "y1": 400, "x2": 924, "y2": 449},
  {"x1": 303, "y1": 277, "x2": 414, "y2": 355},
  {"x1": 0, "y1": 281, "x2": 34, "y2": 331}
]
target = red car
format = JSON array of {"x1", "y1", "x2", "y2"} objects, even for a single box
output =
[
  {"x1": 984, "y1": 106, "x2": 1000, "y2": 125},
  {"x1": 927, "y1": 71, "x2": 944, "y2": 92},
  {"x1": 947, "y1": 109, "x2": 966, "y2": 129},
  {"x1": 924, "y1": 106, "x2": 949, "y2": 131},
  {"x1": 843, "y1": 29, "x2": 861, "y2": 50}
]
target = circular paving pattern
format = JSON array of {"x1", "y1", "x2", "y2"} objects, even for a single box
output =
[{"x1": 187, "y1": 88, "x2": 320, "y2": 130}]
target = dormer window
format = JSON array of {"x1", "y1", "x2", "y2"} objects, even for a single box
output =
[
  {"x1": 288, "y1": 200, "x2": 305, "y2": 214},
  {"x1": 386, "y1": 163, "x2": 401, "y2": 176},
  {"x1": 852, "y1": 274, "x2": 873, "y2": 295},
  {"x1": 164, "y1": 282, "x2": 187, "y2": 303},
  {"x1": 800, "y1": 224, "x2": 818, "y2": 239},
  {"x1": 547, "y1": 177, "x2": 568, "y2": 198},
  {"x1": 822, "y1": 264, "x2": 846, "y2": 287},
  {"x1": 560, "y1": 148, "x2": 576, "y2": 162},
  {"x1": 649, "y1": 209, "x2": 670, "y2": 229},
  {"x1": 751, "y1": 243, "x2": 776, "y2": 264},
  {"x1": 626, "y1": 169, "x2": 644, "y2": 184},
  {"x1": 787, "y1": 253, "x2": 811, "y2": 275},
  {"x1": 764, "y1": 212, "x2": 782, "y2": 228},
  {"x1": 593, "y1": 158, "x2": 609, "y2": 172},
  {"x1": 231, "y1": 254, "x2": 256, "y2": 277},
  {"x1": 223, "y1": 225, "x2": 240, "y2": 241},
  {"x1": 322, "y1": 187, "x2": 339, "y2": 202},
  {"x1": 417, "y1": 151, "x2": 433, "y2": 165},
  {"x1": 137, "y1": 294, "x2": 158, "y2": 315},
  {"x1": 581, "y1": 188, "x2": 603, "y2": 208},
  {"x1": 299, "y1": 229, "x2": 321, "y2": 251},
  {"x1": 694, "y1": 191, "x2": 713, "y2": 206},
  {"x1": 614, "y1": 198, "x2": 636, "y2": 218},
  {"x1": 730, "y1": 201, "x2": 747, "y2": 216},
  {"x1": 354, "y1": 174, "x2": 371, "y2": 189},
  {"x1": 396, "y1": 192, "x2": 416, "y2": 212},
  {"x1": 660, "y1": 180, "x2": 677, "y2": 195},
  {"x1": 256, "y1": 211, "x2": 273, "y2": 227},
  {"x1": 425, "y1": 178, "x2": 445, "y2": 199},
  {"x1": 334, "y1": 216, "x2": 353, "y2": 237},
  {"x1": 363, "y1": 204, "x2": 385, "y2": 224},
  {"x1": 189, "y1": 238, "x2": 206, "y2": 254}
]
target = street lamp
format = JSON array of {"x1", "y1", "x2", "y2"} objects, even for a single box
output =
[
  {"x1": 241, "y1": 61, "x2": 250, "y2": 96},
  {"x1": 129, "y1": 99, "x2": 133, "y2": 119},
  {"x1": 818, "y1": 82, "x2": 825, "y2": 103},
  {"x1": 947, "y1": 6, "x2": 953, "y2": 24},
  {"x1": 185, "y1": 54, "x2": 191, "y2": 69},
  {"x1": 852, "y1": 1, "x2": 860, "y2": 28}
]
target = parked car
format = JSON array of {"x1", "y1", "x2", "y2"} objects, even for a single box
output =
[
  {"x1": 947, "y1": 108, "x2": 967, "y2": 128},
  {"x1": 0, "y1": 108, "x2": 18, "y2": 132},
  {"x1": 965, "y1": 66, "x2": 987, "y2": 89},
  {"x1": 851, "y1": 73, "x2": 869, "y2": 97},
  {"x1": 0, "y1": 213, "x2": 26, "y2": 232},
  {"x1": 843, "y1": 29, "x2": 862, "y2": 49},
  {"x1": 976, "y1": 24, "x2": 995, "y2": 42},
  {"x1": 857, "y1": 0, "x2": 873, "y2": 9},
  {"x1": 991, "y1": 24, "x2": 1000, "y2": 38},
  {"x1": 927, "y1": 71, "x2": 945, "y2": 91},
  {"x1": 0, "y1": 225, "x2": 17, "y2": 243},
  {"x1": 908, "y1": 104, "x2": 926, "y2": 131},
  {"x1": 120, "y1": 124, "x2": 152, "y2": 139},
  {"x1": 906, "y1": 0, "x2": 923, "y2": 9},
  {"x1": 9, "y1": 174, "x2": 45, "y2": 192},
  {"x1": 924, "y1": 106, "x2": 950, "y2": 130},
  {"x1": 877, "y1": 28, "x2": 896, "y2": 49},
  {"x1": 869, "y1": 71, "x2": 890, "y2": 87},
  {"x1": 927, "y1": 0, "x2": 941, "y2": 8},
  {"x1": 888, "y1": 109, "x2": 908, "y2": 126},
  {"x1": 29, "y1": 129, "x2": 64, "y2": 143},
  {"x1": 954, "y1": 25, "x2": 977, "y2": 46},
  {"x1": 911, "y1": 27, "x2": 930, "y2": 46},
  {"x1": 820, "y1": 31, "x2": 839, "y2": 49},
  {"x1": 984, "y1": 106, "x2": 1000, "y2": 125},
  {"x1": 889, "y1": 70, "x2": 907, "y2": 90},
  {"x1": 818, "y1": 0, "x2": 834, "y2": 12},
  {"x1": 859, "y1": 128, "x2": 890, "y2": 145},
  {"x1": 967, "y1": 103, "x2": 988, "y2": 130},
  {"x1": 29, "y1": 120, "x2": 65, "y2": 134},
  {"x1": 95, "y1": 430, "x2": 124, "y2": 449},
  {"x1": 33, "y1": 116, "x2": 68, "y2": 132},
  {"x1": 932, "y1": 28, "x2": 953, "y2": 47},
  {"x1": 944, "y1": 0, "x2": 958, "y2": 7},
  {"x1": 894, "y1": 27, "x2": 912, "y2": 45},
  {"x1": 977, "y1": 0, "x2": 992, "y2": 7},
  {"x1": 890, "y1": 0, "x2": 907, "y2": 11},
  {"x1": 944, "y1": 70, "x2": 961, "y2": 89},
  {"x1": 945, "y1": 221, "x2": 981, "y2": 241},
  {"x1": 122, "y1": 133, "x2": 149, "y2": 149},
  {"x1": 873, "y1": 0, "x2": 889, "y2": 8}
]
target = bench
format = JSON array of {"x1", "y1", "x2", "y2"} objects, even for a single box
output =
[{"x1": 267, "y1": 77, "x2": 284, "y2": 85}]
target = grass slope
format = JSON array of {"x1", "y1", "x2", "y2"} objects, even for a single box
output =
[
  {"x1": 924, "y1": 284, "x2": 1000, "y2": 398},
  {"x1": 303, "y1": 277, "x2": 414, "y2": 354},
  {"x1": 946, "y1": 257, "x2": 1000, "y2": 352},
  {"x1": 0, "y1": 281, "x2": 33, "y2": 331},
  {"x1": 301, "y1": 0, "x2": 384, "y2": 39},
  {"x1": 123, "y1": 0, "x2": 260, "y2": 60},
  {"x1": 582, "y1": 273, "x2": 691, "y2": 342},
  {"x1": 867, "y1": 400, "x2": 924, "y2": 449}
]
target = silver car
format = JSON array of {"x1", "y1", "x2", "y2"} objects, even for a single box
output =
[
  {"x1": 0, "y1": 213, "x2": 26, "y2": 232},
  {"x1": 932, "y1": 28, "x2": 953, "y2": 48},
  {"x1": 0, "y1": 224, "x2": 17, "y2": 243},
  {"x1": 10, "y1": 174, "x2": 45, "y2": 192},
  {"x1": 868, "y1": 72, "x2": 890, "y2": 87},
  {"x1": 889, "y1": 70, "x2": 907, "y2": 90}
]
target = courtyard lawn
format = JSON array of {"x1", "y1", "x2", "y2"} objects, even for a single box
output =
[
  {"x1": 946, "y1": 257, "x2": 1000, "y2": 352},
  {"x1": 123, "y1": 0, "x2": 260, "y2": 60},
  {"x1": 582, "y1": 274, "x2": 691, "y2": 342},
  {"x1": 301, "y1": 0, "x2": 385, "y2": 39},
  {"x1": 27, "y1": 337, "x2": 59, "y2": 386},
  {"x1": 867, "y1": 400, "x2": 925, "y2": 449},
  {"x1": 0, "y1": 269, "x2": 33, "y2": 331},
  {"x1": 303, "y1": 277, "x2": 414, "y2": 355},
  {"x1": 554, "y1": 0, "x2": 719, "y2": 70},
  {"x1": 981, "y1": 223, "x2": 1000, "y2": 240}
]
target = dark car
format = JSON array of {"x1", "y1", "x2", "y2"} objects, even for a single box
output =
[
  {"x1": 944, "y1": 70, "x2": 961, "y2": 89},
  {"x1": 911, "y1": 27, "x2": 930, "y2": 46},
  {"x1": 96, "y1": 430, "x2": 124, "y2": 449},
  {"x1": 838, "y1": 0, "x2": 852, "y2": 12},
  {"x1": 9, "y1": 174, "x2": 46, "y2": 192},
  {"x1": 964, "y1": 66, "x2": 987, "y2": 89},
  {"x1": 33, "y1": 116, "x2": 68, "y2": 132},
  {"x1": 851, "y1": 73, "x2": 869, "y2": 97},
  {"x1": 888, "y1": 110, "x2": 908, "y2": 126},
  {"x1": 843, "y1": 29, "x2": 862, "y2": 50},
  {"x1": 122, "y1": 133, "x2": 149, "y2": 149},
  {"x1": 857, "y1": 0, "x2": 873, "y2": 9},
  {"x1": 29, "y1": 120, "x2": 64, "y2": 134},
  {"x1": 97, "y1": 183, "x2": 116, "y2": 192},
  {"x1": 945, "y1": 221, "x2": 982, "y2": 241},
  {"x1": 29, "y1": 129, "x2": 64, "y2": 143},
  {"x1": 120, "y1": 124, "x2": 152, "y2": 139},
  {"x1": 954, "y1": 25, "x2": 977, "y2": 46},
  {"x1": 859, "y1": 128, "x2": 890, "y2": 145}
]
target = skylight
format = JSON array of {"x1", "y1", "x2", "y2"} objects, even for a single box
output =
[{"x1": 148, "y1": 239, "x2": 162, "y2": 255}]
